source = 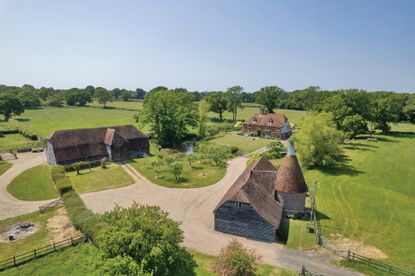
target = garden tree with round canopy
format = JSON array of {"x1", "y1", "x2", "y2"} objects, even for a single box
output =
[
  {"x1": 0, "y1": 92, "x2": 24, "y2": 121},
  {"x1": 206, "y1": 91, "x2": 228, "y2": 121},
  {"x1": 97, "y1": 203, "x2": 196, "y2": 275},
  {"x1": 293, "y1": 112, "x2": 344, "y2": 168},
  {"x1": 95, "y1": 87, "x2": 113, "y2": 108},
  {"x1": 254, "y1": 85, "x2": 285, "y2": 113},
  {"x1": 141, "y1": 88, "x2": 198, "y2": 147}
]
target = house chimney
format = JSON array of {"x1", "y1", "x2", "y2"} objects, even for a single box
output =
[{"x1": 259, "y1": 107, "x2": 265, "y2": 115}]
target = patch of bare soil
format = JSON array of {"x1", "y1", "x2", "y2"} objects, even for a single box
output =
[
  {"x1": 0, "y1": 222, "x2": 39, "y2": 242},
  {"x1": 330, "y1": 233, "x2": 388, "y2": 259},
  {"x1": 46, "y1": 208, "x2": 81, "y2": 242}
]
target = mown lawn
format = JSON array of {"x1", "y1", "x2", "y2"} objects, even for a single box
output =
[
  {"x1": 0, "y1": 210, "x2": 58, "y2": 260},
  {"x1": 66, "y1": 164, "x2": 134, "y2": 194},
  {"x1": 210, "y1": 132, "x2": 272, "y2": 154},
  {"x1": 130, "y1": 156, "x2": 226, "y2": 188},
  {"x1": 1, "y1": 107, "x2": 142, "y2": 138},
  {"x1": 304, "y1": 134, "x2": 415, "y2": 269},
  {"x1": 7, "y1": 165, "x2": 58, "y2": 201},
  {"x1": 0, "y1": 161, "x2": 11, "y2": 176},
  {"x1": 284, "y1": 219, "x2": 316, "y2": 251},
  {"x1": 0, "y1": 133, "x2": 37, "y2": 151},
  {"x1": 0, "y1": 243, "x2": 295, "y2": 276}
]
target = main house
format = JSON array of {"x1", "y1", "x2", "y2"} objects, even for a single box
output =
[
  {"x1": 213, "y1": 142, "x2": 307, "y2": 242},
  {"x1": 242, "y1": 108, "x2": 292, "y2": 140},
  {"x1": 46, "y1": 125, "x2": 149, "y2": 165}
]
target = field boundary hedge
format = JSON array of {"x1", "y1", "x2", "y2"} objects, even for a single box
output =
[{"x1": 50, "y1": 167, "x2": 106, "y2": 243}]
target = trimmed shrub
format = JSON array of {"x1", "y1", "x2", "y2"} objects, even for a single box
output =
[
  {"x1": 51, "y1": 166, "x2": 73, "y2": 195},
  {"x1": 62, "y1": 191, "x2": 106, "y2": 240}
]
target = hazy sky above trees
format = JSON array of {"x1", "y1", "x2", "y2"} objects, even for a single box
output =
[{"x1": 1, "y1": 0, "x2": 414, "y2": 92}]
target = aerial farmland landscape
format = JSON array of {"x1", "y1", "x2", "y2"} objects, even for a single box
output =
[{"x1": 0, "y1": 1, "x2": 414, "y2": 276}]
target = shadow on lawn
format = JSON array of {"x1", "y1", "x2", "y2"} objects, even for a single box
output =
[{"x1": 315, "y1": 155, "x2": 363, "y2": 177}]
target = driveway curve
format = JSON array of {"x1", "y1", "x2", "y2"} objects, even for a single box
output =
[
  {"x1": 0, "y1": 152, "x2": 54, "y2": 220},
  {"x1": 82, "y1": 157, "x2": 359, "y2": 275}
]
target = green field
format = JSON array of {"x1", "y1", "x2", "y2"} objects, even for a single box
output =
[
  {"x1": 7, "y1": 165, "x2": 58, "y2": 201},
  {"x1": 0, "y1": 243, "x2": 294, "y2": 276},
  {"x1": 0, "y1": 210, "x2": 58, "y2": 260},
  {"x1": 0, "y1": 133, "x2": 38, "y2": 151},
  {"x1": 284, "y1": 219, "x2": 316, "y2": 251},
  {"x1": 210, "y1": 132, "x2": 272, "y2": 154},
  {"x1": 0, "y1": 161, "x2": 11, "y2": 176},
  {"x1": 304, "y1": 134, "x2": 415, "y2": 269},
  {"x1": 2, "y1": 107, "x2": 141, "y2": 138},
  {"x1": 67, "y1": 164, "x2": 134, "y2": 193},
  {"x1": 0, "y1": 105, "x2": 306, "y2": 140},
  {"x1": 89, "y1": 99, "x2": 143, "y2": 110}
]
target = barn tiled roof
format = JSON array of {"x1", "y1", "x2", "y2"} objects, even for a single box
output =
[
  {"x1": 49, "y1": 125, "x2": 148, "y2": 163},
  {"x1": 243, "y1": 113, "x2": 288, "y2": 128},
  {"x1": 214, "y1": 157, "x2": 283, "y2": 229},
  {"x1": 275, "y1": 142, "x2": 308, "y2": 193}
]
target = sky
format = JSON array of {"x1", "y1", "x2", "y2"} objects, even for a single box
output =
[{"x1": 0, "y1": 0, "x2": 414, "y2": 92}]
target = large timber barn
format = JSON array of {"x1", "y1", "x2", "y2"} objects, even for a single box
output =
[
  {"x1": 46, "y1": 125, "x2": 149, "y2": 165},
  {"x1": 214, "y1": 141, "x2": 308, "y2": 242}
]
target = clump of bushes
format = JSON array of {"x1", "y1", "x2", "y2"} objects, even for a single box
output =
[
  {"x1": 61, "y1": 191, "x2": 106, "y2": 240},
  {"x1": 213, "y1": 239, "x2": 261, "y2": 276}
]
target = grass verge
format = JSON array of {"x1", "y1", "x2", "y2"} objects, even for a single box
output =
[{"x1": 0, "y1": 161, "x2": 11, "y2": 176}]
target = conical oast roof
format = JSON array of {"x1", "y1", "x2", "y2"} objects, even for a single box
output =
[{"x1": 275, "y1": 141, "x2": 308, "y2": 193}]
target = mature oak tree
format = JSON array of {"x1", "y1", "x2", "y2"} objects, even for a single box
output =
[
  {"x1": 0, "y1": 93, "x2": 24, "y2": 121},
  {"x1": 255, "y1": 86, "x2": 285, "y2": 113},
  {"x1": 142, "y1": 89, "x2": 198, "y2": 147},
  {"x1": 206, "y1": 92, "x2": 228, "y2": 121}
]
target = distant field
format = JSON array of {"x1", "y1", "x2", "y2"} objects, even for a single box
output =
[
  {"x1": 304, "y1": 134, "x2": 415, "y2": 269},
  {"x1": 2, "y1": 107, "x2": 142, "y2": 138},
  {"x1": 89, "y1": 99, "x2": 143, "y2": 110}
]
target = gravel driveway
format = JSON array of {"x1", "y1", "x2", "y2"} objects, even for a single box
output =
[
  {"x1": 82, "y1": 157, "x2": 360, "y2": 275},
  {"x1": 0, "y1": 152, "x2": 54, "y2": 220}
]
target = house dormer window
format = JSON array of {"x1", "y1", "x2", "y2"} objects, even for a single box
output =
[
  {"x1": 252, "y1": 116, "x2": 257, "y2": 123},
  {"x1": 267, "y1": 119, "x2": 273, "y2": 125}
]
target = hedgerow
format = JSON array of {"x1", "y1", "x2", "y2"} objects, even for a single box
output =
[{"x1": 51, "y1": 165, "x2": 106, "y2": 242}]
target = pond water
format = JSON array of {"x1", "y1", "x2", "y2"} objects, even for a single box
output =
[{"x1": 183, "y1": 142, "x2": 195, "y2": 154}]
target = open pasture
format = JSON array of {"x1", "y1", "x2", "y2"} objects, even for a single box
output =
[
  {"x1": 304, "y1": 134, "x2": 415, "y2": 269},
  {"x1": 3, "y1": 107, "x2": 140, "y2": 138},
  {"x1": 89, "y1": 99, "x2": 143, "y2": 110}
]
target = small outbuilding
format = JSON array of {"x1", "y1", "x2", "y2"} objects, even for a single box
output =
[{"x1": 46, "y1": 125, "x2": 149, "y2": 165}]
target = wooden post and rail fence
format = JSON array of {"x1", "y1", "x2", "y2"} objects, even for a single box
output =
[
  {"x1": 308, "y1": 183, "x2": 414, "y2": 276},
  {"x1": 38, "y1": 198, "x2": 64, "y2": 213},
  {"x1": 0, "y1": 234, "x2": 86, "y2": 271}
]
